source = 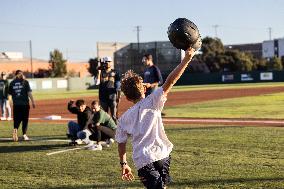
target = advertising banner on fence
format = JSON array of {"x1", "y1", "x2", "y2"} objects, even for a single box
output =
[
  {"x1": 241, "y1": 74, "x2": 254, "y2": 81},
  {"x1": 260, "y1": 72, "x2": 273, "y2": 81},
  {"x1": 222, "y1": 74, "x2": 234, "y2": 82}
]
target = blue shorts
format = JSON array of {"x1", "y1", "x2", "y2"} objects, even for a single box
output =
[{"x1": 137, "y1": 156, "x2": 172, "y2": 189}]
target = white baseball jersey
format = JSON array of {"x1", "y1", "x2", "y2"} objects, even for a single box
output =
[{"x1": 115, "y1": 87, "x2": 173, "y2": 169}]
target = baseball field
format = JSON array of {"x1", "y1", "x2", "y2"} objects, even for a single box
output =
[{"x1": 0, "y1": 82, "x2": 284, "y2": 188}]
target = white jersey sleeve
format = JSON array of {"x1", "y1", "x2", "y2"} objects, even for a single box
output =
[
  {"x1": 115, "y1": 117, "x2": 128, "y2": 143},
  {"x1": 149, "y1": 87, "x2": 167, "y2": 111}
]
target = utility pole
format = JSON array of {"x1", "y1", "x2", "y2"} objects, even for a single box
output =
[
  {"x1": 29, "y1": 40, "x2": 34, "y2": 78},
  {"x1": 135, "y1": 26, "x2": 141, "y2": 52},
  {"x1": 212, "y1": 24, "x2": 219, "y2": 38},
  {"x1": 268, "y1": 27, "x2": 272, "y2": 40}
]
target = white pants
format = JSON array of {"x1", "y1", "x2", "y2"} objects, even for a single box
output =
[{"x1": 0, "y1": 99, "x2": 11, "y2": 118}]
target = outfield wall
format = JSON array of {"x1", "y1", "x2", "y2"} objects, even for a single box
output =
[
  {"x1": 12, "y1": 71, "x2": 284, "y2": 91},
  {"x1": 173, "y1": 71, "x2": 284, "y2": 85},
  {"x1": 20, "y1": 77, "x2": 96, "y2": 91}
]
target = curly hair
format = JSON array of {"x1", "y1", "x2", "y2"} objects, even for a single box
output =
[{"x1": 121, "y1": 70, "x2": 144, "y2": 102}]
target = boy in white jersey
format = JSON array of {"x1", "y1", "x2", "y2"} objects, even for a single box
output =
[{"x1": 115, "y1": 47, "x2": 195, "y2": 189}]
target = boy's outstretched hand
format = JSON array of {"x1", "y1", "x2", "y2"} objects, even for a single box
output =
[
  {"x1": 121, "y1": 164, "x2": 134, "y2": 181},
  {"x1": 184, "y1": 47, "x2": 196, "y2": 62}
]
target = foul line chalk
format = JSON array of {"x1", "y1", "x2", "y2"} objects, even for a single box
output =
[{"x1": 46, "y1": 146, "x2": 86, "y2": 156}]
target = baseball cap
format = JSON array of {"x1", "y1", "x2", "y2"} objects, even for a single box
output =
[
  {"x1": 103, "y1": 56, "x2": 112, "y2": 62},
  {"x1": 15, "y1": 70, "x2": 23, "y2": 75}
]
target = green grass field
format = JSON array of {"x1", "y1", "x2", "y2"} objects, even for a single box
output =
[
  {"x1": 164, "y1": 92, "x2": 284, "y2": 119},
  {"x1": 0, "y1": 123, "x2": 283, "y2": 188},
  {"x1": 1, "y1": 83, "x2": 284, "y2": 188},
  {"x1": 31, "y1": 82, "x2": 284, "y2": 100}
]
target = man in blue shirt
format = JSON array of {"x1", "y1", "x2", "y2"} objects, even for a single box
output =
[{"x1": 142, "y1": 54, "x2": 163, "y2": 97}]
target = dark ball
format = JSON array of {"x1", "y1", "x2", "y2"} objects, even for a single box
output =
[
  {"x1": 167, "y1": 18, "x2": 201, "y2": 51},
  {"x1": 192, "y1": 34, "x2": 202, "y2": 51}
]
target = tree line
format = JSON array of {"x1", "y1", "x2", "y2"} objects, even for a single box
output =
[
  {"x1": 35, "y1": 37, "x2": 284, "y2": 78},
  {"x1": 194, "y1": 37, "x2": 283, "y2": 73}
]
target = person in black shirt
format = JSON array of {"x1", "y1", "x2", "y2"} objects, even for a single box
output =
[
  {"x1": 8, "y1": 70, "x2": 35, "y2": 142},
  {"x1": 96, "y1": 57, "x2": 121, "y2": 123},
  {"x1": 67, "y1": 99, "x2": 93, "y2": 145}
]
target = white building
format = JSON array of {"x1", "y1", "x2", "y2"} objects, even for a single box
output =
[
  {"x1": 0, "y1": 52, "x2": 23, "y2": 60},
  {"x1": 262, "y1": 38, "x2": 284, "y2": 58}
]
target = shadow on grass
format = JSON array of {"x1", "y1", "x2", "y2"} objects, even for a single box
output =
[
  {"x1": 42, "y1": 177, "x2": 284, "y2": 188},
  {"x1": 169, "y1": 177, "x2": 284, "y2": 187},
  {"x1": 49, "y1": 183, "x2": 142, "y2": 189},
  {"x1": 166, "y1": 126, "x2": 243, "y2": 131},
  {"x1": 0, "y1": 135, "x2": 68, "y2": 143},
  {"x1": 0, "y1": 143, "x2": 68, "y2": 153}
]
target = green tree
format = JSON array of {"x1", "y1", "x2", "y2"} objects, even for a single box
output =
[
  {"x1": 49, "y1": 49, "x2": 67, "y2": 77},
  {"x1": 253, "y1": 58, "x2": 268, "y2": 71},
  {"x1": 268, "y1": 56, "x2": 283, "y2": 71},
  {"x1": 281, "y1": 56, "x2": 284, "y2": 69},
  {"x1": 197, "y1": 37, "x2": 224, "y2": 72}
]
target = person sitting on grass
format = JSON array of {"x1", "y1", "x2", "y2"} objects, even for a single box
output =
[
  {"x1": 115, "y1": 47, "x2": 196, "y2": 189},
  {"x1": 67, "y1": 99, "x2": 93, "y2": 145},
  {"x1": 77, "y1": 100, "x2": 116, "y2": 151}
]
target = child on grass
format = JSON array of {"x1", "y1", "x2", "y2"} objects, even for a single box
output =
[{"x1": 115, "y1": 47, "x2": 196, "y2": 189}]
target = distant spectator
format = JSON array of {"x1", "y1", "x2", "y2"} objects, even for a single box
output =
[
  {"x1": 142, "y1": 54, "x2": 163, "y2": 97},
  {"x1": 0, "y1": 72, "x2": 12, "y2": 121},
  {"x1": 96, "y1": 57, "x2": 121, "y2": 123},
  {"x1": 8, "y1": 70, "x2": 35, "y2": 141}
]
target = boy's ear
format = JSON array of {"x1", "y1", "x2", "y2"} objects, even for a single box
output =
[{"x1": 143, "y1": 85, "x2": 147, "y2": 94}]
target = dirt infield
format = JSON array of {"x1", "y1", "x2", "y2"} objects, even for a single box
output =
[{"x1": 28, "y1": 86, "x2": 284, "y2": 126}]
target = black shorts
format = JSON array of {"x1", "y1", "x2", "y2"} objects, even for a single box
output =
[{"x1": 137, "y1": 156, "x2": 172, "y2": 189}]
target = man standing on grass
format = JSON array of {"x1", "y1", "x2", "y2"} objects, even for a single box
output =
[{"x1": 142, "y1": 54, "x2": 163, "y2": 97}]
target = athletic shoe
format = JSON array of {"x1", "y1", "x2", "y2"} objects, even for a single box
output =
[
  {"x1": 13, "y1": 129, "x2": 18, "y2": 142},
  {"x1": 75, "y1": 139, "x2": 83, "y2": 145},
  {"x1": 7, "y1": 117, "x2": 12, "y2": 121},
  {"x1": 104, "y1": 138, "x2": 115, "y2": 147},
  {"x1": 108, "y1": 138, "x2": 115, "y2": 144},
  {"x1": 23, "y1": 134, "x2": 29, "y2": 141},
  {"x1": 1, "y1": 117, "x2": 6, "y2": 121},
  {"x1": 88, "y1": 144, "x2": 102, "y2": 151}
]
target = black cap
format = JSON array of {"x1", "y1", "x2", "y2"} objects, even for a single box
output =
[{"x1": 15, "y1": 70, "x2": 23, "y2": 75}]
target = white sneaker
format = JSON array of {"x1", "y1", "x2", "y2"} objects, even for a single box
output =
[
  {"x1": 23, "y1": 134, "x2": 29, "y2": 141},
  {"x1": 7, "y1": 117, "x2": 12, "y2": 121},
  {"x1": 101, "y1": 138, "x2": 115, "y2": 147},
  {"x1": 108, "y1": 138, "x2": 115, "y2": 144},
  {"x1": 75, "y1": 139, "x2": 83, "y2": 145},
  {"x1": 88, "y1": 144, "x2": 102, "y2": 151},
  {"x1": 1, "y1": 117, "x2": 6, "y2": 121}
]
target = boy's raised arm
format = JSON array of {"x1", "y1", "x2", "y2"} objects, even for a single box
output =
[{"x1": 162, "y1": 47, "x2": 195, "y2": 95}]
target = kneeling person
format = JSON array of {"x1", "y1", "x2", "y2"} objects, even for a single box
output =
[
  {"x1": 67, "y1": 99, "x2": 92, "y2": 145},
  {"x1": 77, "y1": 100, "x2": 116, "y2": 150}
]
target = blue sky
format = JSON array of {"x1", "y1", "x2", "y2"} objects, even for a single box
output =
[{"x1": 1, "y1": 0, "x2": 284, "y2": 61}]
